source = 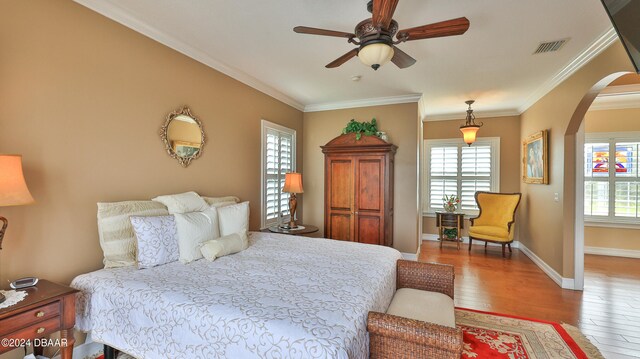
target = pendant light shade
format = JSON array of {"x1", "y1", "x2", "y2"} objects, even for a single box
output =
[
  {"x1": 459, "y1": 100, "x2": 483, "y2": 146},
  {"x1": 358, "y1": 43, "x2": 394, "y2": 70}
]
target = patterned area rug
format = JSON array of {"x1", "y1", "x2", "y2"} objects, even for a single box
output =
[{"x1": 456, "y1": 308, "x2": 604, "y2": 359}]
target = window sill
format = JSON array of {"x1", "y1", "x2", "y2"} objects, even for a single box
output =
[{"x1": 584, "y1": 221, "x2": 640, "y2": 230}]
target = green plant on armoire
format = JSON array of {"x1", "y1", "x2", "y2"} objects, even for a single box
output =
[{"x1": 342, "y1": 118, "x2": 380, "y2": 140}]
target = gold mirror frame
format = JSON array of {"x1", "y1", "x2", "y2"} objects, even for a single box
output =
[{"x1": 160, "y1": 106, "x2": 206, "y2": 167}]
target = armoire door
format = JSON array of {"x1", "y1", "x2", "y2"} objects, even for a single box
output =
[
  {"x1": 354, "y1": 156, "x2": 385, "y2": 245},
  {"x1": 325, "y1": 156, "x2": 354, "y2": 241}
]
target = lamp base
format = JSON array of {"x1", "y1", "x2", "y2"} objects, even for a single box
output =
[{"x1": 0, "y1": 292, "x2": 5, "y2": 304}]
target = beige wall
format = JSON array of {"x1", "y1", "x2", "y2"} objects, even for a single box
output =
[
  {"x1": 422, "y1": 116, "x2": 521, "y2": 236},
  {"x1": 302, "y1": 103, "x2": 419, "y2": 253},
  {"x1": 584, "y1": 108, "x2": 640, "y2": 250},
  {"x1": 585, "y1": 108, "x2": 640, "y2": 132},
  {"x1": 0, "y1": 0, "x2": 303, "y2": 292},
  {"x1": 519, "y1": 41, "x2": 634, "y2": 277}
]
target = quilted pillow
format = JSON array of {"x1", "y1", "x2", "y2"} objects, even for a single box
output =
[
  {"x1": 200, "y1": 230, "x2": 249, "y2": 261},
  {"x1": 97, "y1": 201, "x2": 169, "y2": 268},
  {"x1": 217, "y1": 201, "x2": 250, "y2": 236},
  {"x1": 152, "y1": 191, "x2": 209, "y2": 214},
  {"x1": 131, "y1": 215, "x2": 179, "y2": 269},
  {"x1": 174, "y1": 207, "x2": 220, "y2": 263}
]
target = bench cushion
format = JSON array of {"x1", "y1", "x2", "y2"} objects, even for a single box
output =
[{"x1": 386, "y1": 288, "x2": 456, "y2": 328}]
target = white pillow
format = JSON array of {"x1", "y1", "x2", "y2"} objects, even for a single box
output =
[
  {"x1": 203, "y1": 196, "x2": 240, "y2": 206},
  {"x1": 97, "y1": 200, "x2": 169, "y2": 268},
  {"x1": 130, "y1": 215, "x2": 179, "y2": 269},
  {"x1": 152, "y1": 191, "x2": 209, "y2": 214},
  {"x1": 200, "y1": 230, "x2": 249, "y2": 261},
  {"x1": 217, "y1": 201, "x2": 250, "y2": 236},
  {"x1": 173, "y1": 207, "x2": 219, "y2": 263}
]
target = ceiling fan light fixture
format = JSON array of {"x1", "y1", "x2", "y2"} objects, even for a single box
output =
[{"x1": 358, "y1": 42, "x2": 394, "y2": 70}]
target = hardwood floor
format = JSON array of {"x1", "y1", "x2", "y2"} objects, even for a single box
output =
[{"x1": 419, "y1": 241, "x2": 640, "y2": 358}]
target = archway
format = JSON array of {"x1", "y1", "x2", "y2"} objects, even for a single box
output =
[{"x1": 566, "y1": 71, "x2": 632, "y2": 290}]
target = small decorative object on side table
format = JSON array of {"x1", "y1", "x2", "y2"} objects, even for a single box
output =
[
  {"x1": 436, "y1": 212, "x2": 464, "y2": 249},
  {"x1": 267, "y1": 224, "x2": 319, "y2": 237},
  {"x1": 0, "y1": 280, "x2": 78, "y2": 358}
]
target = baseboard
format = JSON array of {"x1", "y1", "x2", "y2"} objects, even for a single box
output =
[
  {"x1": 518, "y1": 243, "x2": 576, "y2": 290},
  {"x1": 421, "y1": 234, "x2": 520, "y2": 249},
  {"x1": 401, "y1": 252, "x2": 418, "y2": 260},
  {"x1": 52, "y1": 335, "x2": 101, "y2": 359},
  {"x1": 585, "y1": 246, "x2": 640, "y2": 259},
  {"x1": 422, "y1": 233, "x2": 578, "y2": 290}
]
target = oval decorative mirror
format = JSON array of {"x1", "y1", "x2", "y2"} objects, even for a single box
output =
[{"x1": 160, "y1": 106, "x2": 205, "y2": 167}]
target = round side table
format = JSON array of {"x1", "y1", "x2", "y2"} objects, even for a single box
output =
[{"x1": 267, "y1": 224, "x2": 319, "y2": 237}]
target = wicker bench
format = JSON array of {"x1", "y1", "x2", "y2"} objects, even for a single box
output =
[{"x1": 367, "y1": 260, "x2": 463, "y2": 359}]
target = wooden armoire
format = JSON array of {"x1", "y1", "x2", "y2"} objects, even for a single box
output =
[{"x1": 321, "y1": 133, "x2": 396, "y2": 247}]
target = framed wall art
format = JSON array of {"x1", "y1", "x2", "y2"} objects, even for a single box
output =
[{"x1": 522, "y1": 130, "x2": 549, "y2": 184}]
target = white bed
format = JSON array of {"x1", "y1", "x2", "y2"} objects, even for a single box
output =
[{"x1": 72, "y1": 231, "x2": 402, "y2": 359}]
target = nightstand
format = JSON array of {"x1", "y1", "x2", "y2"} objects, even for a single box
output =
[
  {"x1": 436, "y1": 212, "x2": 465, "y2": 249},
  {"x1": 0, "y1": 280, "x2": 78, "y2": 358},
  {"x1": 266, "y1": 224, "x2": 319, "y2": 237}
]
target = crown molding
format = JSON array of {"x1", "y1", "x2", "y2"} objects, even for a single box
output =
[
  {"x1": 518, "y1": 27, "x2": 618, "y2": 114},
  {"x1": 422, "y1": 109, "x2": 521, "y2": 122},
  {"x1": 303, "y1": 94, "x2": 422, "y2": 113},
  {"x1": 598, "y1": 83, "x2": 640, "y2": 95},
  {"x1": 590, "y1": 92, "x2": 640, "y2": 111},
  {"x1": 588, "y1": 84, "x2": 640, "y2": 111},
  {"x1": 73, "y1": 0, "x2": 306, "y2": 112}
]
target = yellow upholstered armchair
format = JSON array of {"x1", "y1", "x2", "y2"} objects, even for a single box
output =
[{"x1": 468, "y1": 191, "x2": 522, "y2": 257}]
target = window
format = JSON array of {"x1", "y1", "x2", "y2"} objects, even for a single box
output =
[
  {"x1": 423, "y1": 138, "x2": 500, "y2": 215},
  {"x1": 261, "y1": 120, "x2": 296, "y2": 228},
  {"x1": 584, "y1": 132, "x2": 640, "y2": 224}
]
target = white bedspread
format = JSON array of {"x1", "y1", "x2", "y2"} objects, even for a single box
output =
[{"x1": 72, "y1": 232, "x2": 402, "y2": 359}]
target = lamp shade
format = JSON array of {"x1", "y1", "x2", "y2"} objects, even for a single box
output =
[
  {"x1": 0, "y1": 155, "x2": 35, "y2": 207},
  {"x1": 358, "y1": 43, "x2": 394, "y2": 70},
  {"x1": 283, "y1": 172, "x2": 304, "y2": 194},
  {"x1": 460, "y1": 125, "x2": 480, "y2": 146}
]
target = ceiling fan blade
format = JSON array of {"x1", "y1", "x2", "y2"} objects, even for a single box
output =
[
  {"x1": 326, "y1": 49, "x2": 359, "y2": 68},
  {"x1": 391, "y1": 47, "x2": 416, "y2": 69},
  {"x1": 373, "y1": 0, "x2": 400, "y2": 29},
  {"x1": 294, "y1": 26, "x2": 355, "y2": 39},
  {"x1": 397, "y1": 17, "x2": 470, "y2": 41}
]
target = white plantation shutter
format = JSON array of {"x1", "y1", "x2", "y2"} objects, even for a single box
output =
[
  {"x1": 584, "y1": 134, "x2": 640, "y2": 223},
  {"x1": 424, "y1": 138, "x2": 500, "y2": 214},
  {"x1": 262, "y1": 121, "x2": 296, "y2": 228}
]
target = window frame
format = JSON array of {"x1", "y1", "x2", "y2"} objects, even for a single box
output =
[
  {"x1": 584, "y1": 131, "x2": 640, "y2": 227},
  {"x1": 260, "y1": 120, "x2": 296, "y2": 229},
  {"x1": 422, "y1": 137, "x2": 500, "y2": 217}
]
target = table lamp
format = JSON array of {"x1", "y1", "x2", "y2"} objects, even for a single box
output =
[
  {"x1": 282, "y1": 172, "x2": 303, "y2": 229},
  {"x1": 0, "y1": 155, "x2": 35, "y2": 304}
]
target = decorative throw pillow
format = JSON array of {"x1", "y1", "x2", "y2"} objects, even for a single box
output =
[
  {"x1": 200, "y1": 230, "x2": 249, "y2": 261},
  {"x1": 217, "y1": 201, "x2": 250, "y2": 236},
  {"x1": 97, "y1": 201, "x2": 169, "y2": 268},
  {"x1": 152, "y1": 191, "x2": 209, "y2": 214},
  {"x1": 203, "y1": 196, "x2": 240, "y2": 206},
  {"x1": 173, "y1": 207, "x2": 220, "y2": 263},
  {"x1": 130, "y1": 215, "x2": 179, "y2": 269}
]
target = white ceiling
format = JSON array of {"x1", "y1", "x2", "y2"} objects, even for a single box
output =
[{"x1": 75, "y1": 0, "x2": 616, "y2": 118}]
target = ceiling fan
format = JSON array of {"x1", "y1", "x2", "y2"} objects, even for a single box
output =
[{"x1": 294, "y1": 0, "x2": 470, "y2": 70}]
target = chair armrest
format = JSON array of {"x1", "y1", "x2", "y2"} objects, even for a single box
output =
[
  {"x1": 367, "y1": 311, "x2": 463, "y2": 353},
  {"x1": 469, "y1": 217, "x2": 478, "y2": 225},
  {"x1": 397, "y1": 260, "x2": 455, "y2": 299}
]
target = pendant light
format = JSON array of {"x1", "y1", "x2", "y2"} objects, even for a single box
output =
[{"x1": 459, "y1": 100, "x2": 483, "y2": 146}]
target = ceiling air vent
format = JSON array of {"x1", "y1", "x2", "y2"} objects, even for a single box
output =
[{"x1": 533, "y1": 39, "x2": 569, "y2": 54}]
